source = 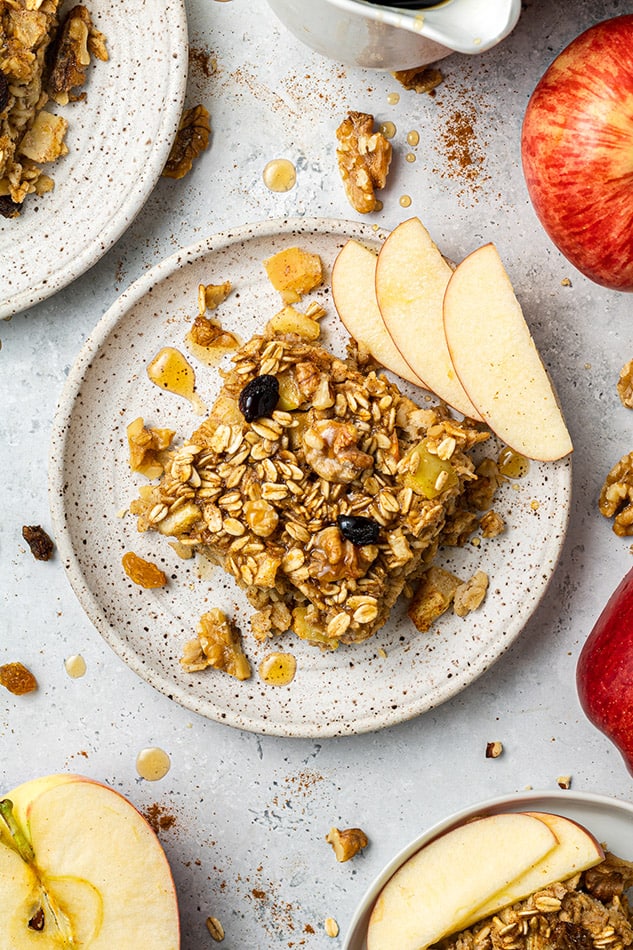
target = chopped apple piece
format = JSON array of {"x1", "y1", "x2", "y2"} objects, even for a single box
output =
[
  {"x1": 458, "y1": 811, "x2": 603, "y2": 930},
  {"x1": 443, "y1": 243, "x2": 572, "y2": 461},
  {"x1": 0, "y1": 774, "x2": 180, "y2": 948},
  {"x1": 366, "y1": 812, "x2": 558, "y2": 950},
  {"x1": 331, "y1": 239, "x2": 424, "y2": 387},
  {"x1": 375, "y1": 217, "x2": 482, "y2": 420}
]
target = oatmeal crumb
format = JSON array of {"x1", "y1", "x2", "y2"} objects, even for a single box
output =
[
  {"x1": 556, "y1": 774, "x2": 572, "y2": 789},
  {"x1": 453, "y1": 571, "x2": 488, "y2": 618},
  {"x1": 325, "y1": 917, "x2": 339, "y2": 938}
]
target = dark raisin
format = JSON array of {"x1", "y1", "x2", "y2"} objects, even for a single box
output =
[
  {"x1": 0, "y1": 195, "x2": 20, "y2": 219},
  {"x1": 22, "y1": 525, "x2": 55, "y2": 561},
  {"x1": 0, "y1": 70, "x2": 8, "y2": 113},
  {"x1": 337, "y1": 514, "x2": 380, "y2": 546},
  {"x1": 238, "y1": 374, "x2": 279, "y2": 422}
]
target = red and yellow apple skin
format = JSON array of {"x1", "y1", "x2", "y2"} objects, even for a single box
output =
[
  {"x1": 521, "y1": 16, "x2": 633, "y2": 292},
  {"x1": 577, "y1": 567, "x2": 633, "y2": 776},
  {"x1": 0, "y1": 773, "x2": 180, "y2": 948}
]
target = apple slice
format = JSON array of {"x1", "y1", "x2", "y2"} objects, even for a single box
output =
[
  {"x1": 331, "y1": 239, "x2": 425, "y2": 387},
  {"x1": 0, "y1": 774, "x2": 180, "y2": 948},
  {"x1": 458, "y1": 811, "x2": 604, "y2": 930},
  {"x1": 375, "y1": 217, "x2": 482, "y2": 420},
  {"x1": 443, "y1": 243, "x2": 573, "y2": 461},
  {"x1": 366, "y1": 812, "x2": 558, "y2": 950}
]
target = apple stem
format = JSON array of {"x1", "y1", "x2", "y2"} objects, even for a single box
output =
[{"x1": 0, "y1": 798, "x2": 35, "y2": 864}]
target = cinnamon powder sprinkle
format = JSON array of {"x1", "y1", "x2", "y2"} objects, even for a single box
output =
[{"x1": 143, "y1": 803, "x2": 176, "y2": 834}]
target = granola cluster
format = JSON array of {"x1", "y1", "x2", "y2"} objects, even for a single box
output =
[
  {"x1": 130, "y1": 323, "x2": 492, "y2": 650},
  {"x1": 0, "y1": 0, "x2": 107, "y2": 215}
]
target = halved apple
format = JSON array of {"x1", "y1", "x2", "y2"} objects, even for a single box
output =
[
  {"x1": 366, "y1": 812, "x2": 558, "y2": 950},
  {"x1": 443, "y1": 243, "x2": 573, "y2": 461},
  {"x1": 331, "y1": 239, "x2": 425, "y2": 387},
  {"x1": 458, "y1": 811, "x2": 603, "y2": 930},
  {"x1": 0, "y1": 774, "x2": 180, "y2": 948},
  {"x1": 374, "y1": 217, "x2": 482, "y2": 420}
]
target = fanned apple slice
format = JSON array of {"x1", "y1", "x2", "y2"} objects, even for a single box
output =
[
  {"x1": 458, "y1": 811, "x2": 603, "y2": 931},
  {"x1": 366, "y1": 812, "x2": 558, "y2": 950},
  {"x1": 375, "y1": 217, "x2": 482, "y2": 420},
  {"x1": 443, "y1": 243, "x2": 573, "y2": 461},
  {"x1": 331, "y1": 239, "x2": 425, "y2": 387}
]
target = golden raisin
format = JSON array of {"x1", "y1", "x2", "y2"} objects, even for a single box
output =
[
  {"x1": 122, "y1": 551, "x2": 167, "y2": 589},
  {"x1": 0, "y1": 662, "x2": 38, "y2": 695}
]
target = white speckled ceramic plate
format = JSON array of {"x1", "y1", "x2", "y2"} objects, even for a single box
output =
[
  {"x1": 343, "y1": 790, "x2": 633, "y2": 950},
  {"x1": 49, "y1": 218, "x2": 571, "y2": 738},
  {"x1": 0, "y1": 0, "x2": 188, "y2": 319}
]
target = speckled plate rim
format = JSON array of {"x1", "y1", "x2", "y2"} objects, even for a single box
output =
[
  {"x1": 49, "y1": 216, "x2": 572, "y2": 738},
  {"x1": 0, "y1": 0, "x2": 188, "y2": 320},
  {"x1": 343, "y1": 789, "x2": 633, "y2": 950}
]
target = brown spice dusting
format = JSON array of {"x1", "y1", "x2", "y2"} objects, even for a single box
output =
[
  {"x1": 432, "y1": 82, "x2": 490, "y2": 197},
  {"x1": 189, "y1": 46, "x2": 216, "y2": 78},
  {"x1": 22, "y1": 525, "x2": 54, "y2": 561},
  {"x1": 142, "y1": 803, "x2": 176, "y2": 834},
  {"x1": 0, "y1": 662, "x2": 38, "y2": 695}
]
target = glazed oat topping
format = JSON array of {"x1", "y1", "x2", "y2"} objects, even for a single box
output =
[
  {"x1": 335, "y1": 111, "x2": 392, "y2": 214},
  {"x1": 130, "y1": 322, "x2": 491, "y2": 650},
  {"x1": 180, "y1": 608, "x2": 251, "y2": 680},
  {"x1": 434, "y1": 852, "x2": 633, "y2": 950},
  {"x1": 0, "y1": 0, "x2": 107, "y2": 213}
]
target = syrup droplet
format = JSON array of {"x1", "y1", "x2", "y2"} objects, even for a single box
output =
[
  {"x1": 399, "y1": 194, "x2": 412, "y2": 208},
  {"x1": 405, "y1": 152, "x2": 416, "y2": 163},
  {"x1": 498, "y1": 447, "x2": 530, "y2": 478},
  {"x1": 406, "y1": 130, "x2": 420, "y2": 147},
  {"x1": 379, "y1": 121, "x2": 396, "y2": 139},
  {"x1": 258, "y1": 652, "x2": 297, "y2": 686},
  {"x1": 147, "y1": 347, "x2": 207, "y2": 415},
  {"x1": 64, "y1": 655, "x2": 86, "y2": 678},
  {"x1": 136, "y1": 746, "x2": 171, "y2": 781},
  {"x1": 374, "y1": 199, "x2": 383, "y2": 212},
  {"x1": 263, "y1": 158, "x2": 296, "y2": 192},
  {"x1": 387, "y1": 92, "x2": 400, "y2": 106}
]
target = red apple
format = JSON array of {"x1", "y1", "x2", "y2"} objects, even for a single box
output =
[
  {"x1": 521, "y1": 16, "x2": 633, "y2": 292},
  {"x1": 577, "y1": 567, "x2": 633, "y2": 774}
]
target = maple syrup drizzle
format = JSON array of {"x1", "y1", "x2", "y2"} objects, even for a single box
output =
[
  {"x1": 258, "y1": 652, "x2": 297, "y2": 686},
  {"x1": 64, "y1": 654, "x2": 86, "y2": 678},
  {"x1": 399, "y1": 194, "x2": 412, "y2": 208},
  {"x1": 136, "y1": 747, "x2": 171, "y2": 781},
  {"x1": 498, "y1": 446, "x2": 530, "y2": 478},
  {"x1": 387, "y1": 92, "x2": 400, "y2": 106},
  {"x1": 147, "y1": 347, "x2": 207, "y2": 415},
  {"x1": 263, "y1": 158, "x2": 297, "y2": 192},
  {"x1": 379, "y1": 121, "x2": 397, "y2": 139},
  {"x1": 406, "y1": 130, "x2": 420, "y2": 147}
]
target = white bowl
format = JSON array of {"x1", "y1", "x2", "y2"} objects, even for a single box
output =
[
  {"x1": 265, "y1": 0, "x2": 521, "y2": 71},
  {"x1": 343, "y1": 789, "x2": 633, "y2": 949}
]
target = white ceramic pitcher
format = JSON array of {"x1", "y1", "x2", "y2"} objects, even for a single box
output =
[{"x1": 265, "y1": 0, "x2": 521, "y2": 71}]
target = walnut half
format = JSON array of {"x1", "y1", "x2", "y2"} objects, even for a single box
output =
[
  {"x1": 163, "y1": 104, "x2": 211, "y2": 179},
  {"x1": 335, "y1": 111, "x2": 392, "y2": 214}
]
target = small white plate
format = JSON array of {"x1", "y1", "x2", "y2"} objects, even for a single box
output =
[
  {"x1": 343, "y1": 789, "x2": 633, "y2": 950},
  {"x1": 49, "y1": 217, "x2": 571, "y2": 738},
  {"x1": 1, "y1": 0, "x2": 188, "y2": 319}
]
